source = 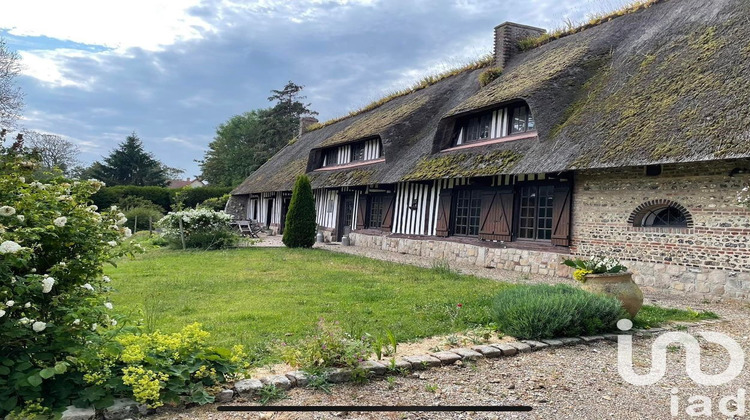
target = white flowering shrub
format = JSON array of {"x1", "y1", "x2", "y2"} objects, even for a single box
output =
[
  {"x1": 0, "y1": 151, "x2": 140, "y2": 416},
  {"x1": 157, "y1": 208, "x2": 238, "y2": 249}
]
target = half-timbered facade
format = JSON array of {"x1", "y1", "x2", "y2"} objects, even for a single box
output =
[{"x1": 229, "y1": 0, "x2": 750, "y2": 300}]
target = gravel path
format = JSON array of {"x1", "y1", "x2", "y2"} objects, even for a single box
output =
[{"x1": 169, "y1": 236, "x2": 747, "y2": 419}]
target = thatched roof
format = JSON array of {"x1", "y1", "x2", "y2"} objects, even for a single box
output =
[{"x1": 234, "y1": 0, "x2": 750, "y2": 195}]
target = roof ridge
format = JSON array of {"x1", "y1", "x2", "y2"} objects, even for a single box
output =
[{"x1": 517, "y1": 0, "x2": 670, "y2": 52}]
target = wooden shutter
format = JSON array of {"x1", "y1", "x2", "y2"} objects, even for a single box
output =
[
  {"x1": 355, "y1": 195, "x2": 367, "y2": 230},
  {"x1": 380, "y1": 194, "x2": 396, "y2": 232},
  {"x1": 551, "y1": 185, "x2": 572, "y2": 246},
  {"x1": 478, "y1": 189, "x2": 514, "y2": 242},
  {"x1": 435, "y1": 190, "x2": 452, "y2": 237}
]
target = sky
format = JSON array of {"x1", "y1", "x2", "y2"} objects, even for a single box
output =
[{"x1": 0, "y1": 0, "x2": 629, "y2": 179}]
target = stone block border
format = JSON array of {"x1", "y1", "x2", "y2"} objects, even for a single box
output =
[
  {"x1": 212, "y1": 319, "x2": 727, "y2": 406},
  {"x1": 59, "y1": 319, "x2": 725, "y2": 419}
]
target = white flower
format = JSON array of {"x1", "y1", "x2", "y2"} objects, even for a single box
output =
[
  {"x1": 72, "y1": 319, "x2": 81, "y2": 325},
  {"x1": 16, "y1": 215, "x2": 24, "y2": 222},
  {"x1": 32, "y1": 321, "x2": 47, "y2": 332},
  {"x1": 110, "y1": 205, "x2": 118, "y2": 211},
  {"x1": 122, "y1": 227, "x2": 132, "y2": 238},
  {"x1": 110, "y1": 319, "x2": 117, "y2": 326},
  {"x1": 19, "y1": 317, "x2": 30, "y2": 325},
  {"x1": 53, "y1": 216, "x2": 67, "y2": 227},
  {"x1": 102, "y1": 275, "x2": 111, "y2": 283},
  {"x1": 107, "y1": 241, "x2": 118, "y2": 247},
  {"x1": 104, "y1": 302, "x2": 113, "y2": 310},
  {"x1": 29, "y1": 181, "x2": 44, "y2": 189},
  {"x1": 0, "y1": 310, "x2": 5, "y2": 318},
  {"x1": 117, "y1": 216, "x2": 127, "y2": 226},
  {"x1": 91, "y1": 323, "x2": 98, "y2": 331},
  {"x1": 5, "y1": 300, "x2": 14, "y2": 307},
  {"x1": 19, "y1": 176, "x2": 24, "y2": 183},
  {"x1": 0, "y1": 241, "x2": 22, "y2": 254},
  {"x1": 24, "y1": 302, "x2": 31, "y2": 308},
  {"x1": 42, "y1": 277, "x2": 55, "y2": 293},
  {"x1": 88, "y1": 205, "x2": 98, "y2": 212},
  {"x1": 81, "y1": 283, "x2": 95, "y2": 291},
  {"x1": 0, "y1": 206, "x2": 16, "y2": 216}
]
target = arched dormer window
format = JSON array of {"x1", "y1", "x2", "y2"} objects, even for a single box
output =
[
  {"x1": 453, "y1": 101, "x2": 535, "y2": 147},
  {"x1": 628, "y1": 200, "x2": 693, "y2": 228}
]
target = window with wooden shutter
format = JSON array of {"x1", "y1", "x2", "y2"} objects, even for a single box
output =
[
  {"x1": 355, "y1": 195, "x2": 367, "y2": 230},
  {"x1": 551, "y1": 185, "x2": 572, "y2": 246},
  {"x1": 435, "y1": 190, "x2": 453, "y2": 237},
  {"x1": 478, "y1": 189, "x2": 514, "y2": 241}
]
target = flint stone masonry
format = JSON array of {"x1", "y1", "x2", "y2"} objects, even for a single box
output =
[
  {"x1": 348, "y1": 233, "x2": 572, "y2": 278},
  {"x1": 573, "y1": 160, "x2": 750, "y2": 299}
]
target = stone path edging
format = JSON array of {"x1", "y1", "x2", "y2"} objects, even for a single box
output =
[{"x1": 222, "y1": 319, "x2": 727, "y2": 403}]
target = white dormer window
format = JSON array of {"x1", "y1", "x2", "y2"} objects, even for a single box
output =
[{"x1": 453, "y1": 101, "x2": 536, "y2": 147}]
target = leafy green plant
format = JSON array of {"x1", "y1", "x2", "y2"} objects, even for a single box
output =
[
  {"x1": 257, "y1": 384, "x2": 286, "y2": 405},
  {"x1": 491, "y1": 284, "x2": 626, "y2": 340},
  {"x1": 478, "y1": 67, "x2": 503, "y2": 86},
  {"x1": 282, "y1": 175, "x2": 316, "y2": 248},
  {"x1": 304, "y1": 369, "x2": 333, "y2": 394},
  {"x1": 386, "y1": 376, "x2": 396, "y2": 390},
  {"x1": 425, "y1": 384, "x2": 438, "y2": 393},
  {"x1": 0, "y1": 150, "x2": 140, "y2": 417},
  {"x1": 277, "y1": 319, "x2": 372, "y2": 370},
  {"x1": 198, "y1": 194, "x2": 230, "y2": 211},
  {"x1": 563, "y1": 256, "x2": 628, "y2": 283},
  {"x1": 385, "y1": 329, "x2": 397, "y2": 356}
]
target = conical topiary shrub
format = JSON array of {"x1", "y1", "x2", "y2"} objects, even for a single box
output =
[{"x1": 282, "y1": 174, "x2": 316, "y2": 248}]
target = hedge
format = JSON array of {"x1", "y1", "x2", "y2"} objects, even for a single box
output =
[{"x1": 91, "y1": 186, "x2": 232, "y2": 211}]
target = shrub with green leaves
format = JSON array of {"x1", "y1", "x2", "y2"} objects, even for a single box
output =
[
  {"x1": 198, "y1": 194, "x2": 230, "y2": 211},
  {"x1": 79, "y1": 323, "x2": 248, "y2": 408},
  {"x1": 157, "y1": 208, "x2": 238, "y2": 249},
  {"x1": 491, "y1": 284, "x2": 625, "y2": 339},
  {"x1": 277, "y1": 319, "x2": 372, "y2": 370},
  {"x1": 0, "y1": 151, "x2": 135, "y2": 416},
  {"x1": 282, "y1": 175, "x2": 316, "y2": 248}
]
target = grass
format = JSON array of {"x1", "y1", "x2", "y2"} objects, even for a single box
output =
[
  {"x1": 517, "y1": 0, "x2": 666, "y2": 51},
  {"x1": 106, "y1": 247, "x2": 509, "y2": 350},
  {"x1": 106, "y1": 246, "x2": 719, "y2": 360},
  {"x1": 633, "y1": 305, "x2": 719, "y2": 329}
]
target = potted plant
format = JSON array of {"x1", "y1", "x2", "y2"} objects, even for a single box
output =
[{"x1": 563, "y1": 256, "x2": 643, "y2": 318}]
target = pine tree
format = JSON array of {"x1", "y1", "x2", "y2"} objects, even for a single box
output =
[
  {"x1": 282, "y1": 174, "x2": 316, "y2": 248},
  {"x1": 87, "y1": 133, "x2": 178, "y2": 186}
]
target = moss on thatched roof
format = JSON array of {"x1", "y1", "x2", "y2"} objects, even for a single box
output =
[{"x1": 234, "y1": 0, "x2": 750, "y2": 196}]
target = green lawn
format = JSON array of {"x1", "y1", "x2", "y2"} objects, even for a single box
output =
[
  {"x1": 106, "y1": 246, "x2": 718, "y2": 360},
  {"x1": 106, "y1": 247, "x2": 509, "y2": 350}
]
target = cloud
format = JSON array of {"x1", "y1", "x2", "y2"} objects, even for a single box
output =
[{"x1": 5, "y1": 0, "x2": 611, "y2": 177}]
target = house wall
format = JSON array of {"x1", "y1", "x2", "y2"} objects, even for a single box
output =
[{"x1": 571, "y1": 159, "x2": 750, "y2": 298}]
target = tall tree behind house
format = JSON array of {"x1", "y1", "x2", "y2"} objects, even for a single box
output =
[{"x1": 199, "y1": 81, "x2": 317, "y2": 187}]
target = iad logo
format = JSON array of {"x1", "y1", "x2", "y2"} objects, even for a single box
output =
[
  {"x1": 617, "y1": 318, "x2": 744, "y2": 386},
  {"x1": 616, "y1": 319, "x2": 746, "y2": 417}
]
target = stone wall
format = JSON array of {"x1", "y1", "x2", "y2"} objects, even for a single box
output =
[
  {"x1": 349, "y1": 233, "x2": 572, "y2": 278},
  {"x1": 572, "y1": 159, "x2": 750, "y2": 299},
  {"x1": 225, "y1": 195, "x2": 247, "y2": 219}
]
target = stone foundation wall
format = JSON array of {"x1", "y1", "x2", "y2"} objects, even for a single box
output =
[
  {"x1": 572, "y1": 159, "x2": 750, "y2": 299},
  {"x1": 225, "y1": 195, "x2": 247, "y2": 219},
  {"x1": 349, "y1": 233, "x2": 572, "y2": 278}
]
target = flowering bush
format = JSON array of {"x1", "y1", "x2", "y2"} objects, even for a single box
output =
[
  {"x1": 0, "y1": 151, "x2": 136, "y2": 416},
  {"x1": 78, "y1": 323, "x2": 248, "y2": 408},
  {"x1": 563, "y1": 256, "x2": 627, "y2": 283},
  {"x1": 157, "y1": 208, "x2": 238, "y2": 249}
]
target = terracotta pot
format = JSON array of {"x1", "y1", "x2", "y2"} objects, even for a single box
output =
[{"x1": 580, "y1": 272, "x2": 643, "y2": 318}]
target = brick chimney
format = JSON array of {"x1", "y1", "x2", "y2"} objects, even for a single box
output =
[
  {"x1": 493, "y1": 22, "x2": 546, "y2": 69},
  {"x1": 298, "y1": 116, "x2": 319, "y2": 136}
]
